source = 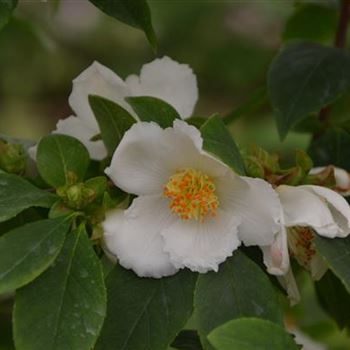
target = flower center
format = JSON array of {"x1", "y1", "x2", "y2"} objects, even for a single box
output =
[
  {"x1": 163, "y1": 168, "x2": 219, "y2": 222},
  {"x1": 287, "y1": 226, "x2": 316, "y2": 271}
]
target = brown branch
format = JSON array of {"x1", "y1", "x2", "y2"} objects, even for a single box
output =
[{"x1": 316, "y1": 0, "x2": 350, "y2": 125}]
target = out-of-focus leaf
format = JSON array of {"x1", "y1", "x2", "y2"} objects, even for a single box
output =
[
  {"x1": 283, "y1": 4, "x2": 337, "y2": 43},
  {"x1": 89, "y1": 0, "x2": 157, "y2": 51},
  {"x1": 315, "y1": 235, "x2": 350, "y2": 294},
  {"x1": 0, "y1": 0, "x2": 17, "y2": 31},
  {"x1": 268, "y1": 42, "x2": 350, "y2": 139},
  {"x1": 194, "y1": 251, "x2": 282, "y2": 350},
  {"x1": 208, "y1": 318, "x2": 299, "y2": 350},
  {"x1": 89, "y1": 95, "x2": 136, "y2": 156},
  {"x1": 14, "y1": 227, "x2": 106, "y2": 350},
  {"x1": 0, "y1": 173, "x2": 57, "y2": 223},
  {"x1": 309, "y1": 128, "x2": 350, "y2": 169},
  {"x1": 126, "y1": 96, "x2": 180, "y2": 128},
  {"x1": 201, "y1": 115, "x2": 245, "y2": 175},
  {"x1": 37, "y1": 134, "x2": 90, "y2": 188},
  {"x1": 0, "y1": 216, "x2": 71, "y2": 294},
  {"x1": 316, "y1": 270, "x2": 350, "y2": 330},
  {"x1": 95, "y1": 266, "x2": 197, "y2": 350}
]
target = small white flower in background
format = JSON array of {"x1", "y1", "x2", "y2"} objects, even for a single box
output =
[
  {"x1": 29, "y1": 56, "x2": 198, "y2": 160},
  {"x1": 310, "y1": 166, "x2": 350, "y2": 196},
  {"x1": 261, "y1": 184, "x2": 350, "y2": 304},
  {"x1": 103, "y1": 120, "x2": 282, "y2": 278}
]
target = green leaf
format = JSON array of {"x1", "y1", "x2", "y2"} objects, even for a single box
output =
[
  {"x1": 37, "y1": 134, "x2": 90, "y2": 188},
  {"x1": 89, "y1": 95, "x2": 136, "y2": 156},
  {"x1": 0, "y1": 216, "x2": 71, "y2": 295},
  {"x1": 283, "y1": 4, "x2": 337, "y2": 43},
  {"x1": 268, "y1": 42, "x2": 350, "y2": 139},
  {"x1": 95, "y1": 266, "x2": 197, "y2": 350},
  {"x1": 309, "y1": 128, "x2": 350, "y2": 169},
  {"x1": 0, "y1": 0, "x2": 17, "y2": 31},
  {"x1": 186, "y1": 117, "x2": 207, "y2": 129},
  {"x1": 89, "y1": 0, "x2": 157, "y2": 51},
  {"x1": 194, "y1": 251, "x2": 282, "y2": 350},
  {"x1": 14, "y1": 227, "x2": 106, "y2": 350},
  {"x1": 126, "y1": 96, "x2": 180, "y2": 128},
  {"x1": 200, "y1": 115, "x2": 245, "y2": 175},
  {"x1": 316, "y1": 271, "x2": 350, "y2": 330},
  {"x1": 0, "y1": 173, "x2": 57, "y2": 223},
  {"x1": 314, "y1": 235, "x2": 350, "y2": 294},
  {"x1": 208, "y1": 318, "x2": 299, "y2": 350}
]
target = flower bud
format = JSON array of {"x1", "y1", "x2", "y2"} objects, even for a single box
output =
[{"x1": 0, "y1": 139, "x2": 26, "y2": 174}]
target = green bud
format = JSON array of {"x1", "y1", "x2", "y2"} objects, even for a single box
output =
[
  {"x1": 295, "y1": 149, "x2": 313, "y2": 174},
  {"x1": 85, "y1": 176, "x2": 108, "y2": 198},
  {"x1": 57, "y1": 183, "x2": 96, "y2": 210},
  {"x1": 243, "y1": 156, "x2": 265, "y2": 178},
  {"x1": 0, "y1": 139, "x2": 26, "y2": 174}
]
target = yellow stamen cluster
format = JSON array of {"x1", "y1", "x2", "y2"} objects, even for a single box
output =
[
  {"x1": 164, "y1": 168, "x2": 219, "y2": 222},
  {"x1": 287, "y1": 226, "x2": 316, "y2": 270}
]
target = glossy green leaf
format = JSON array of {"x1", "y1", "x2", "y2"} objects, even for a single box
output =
[
  {"x1": 315, "y1": 235, "x2": 350, "y2": 294},
  {"x1": 316, "y1": 271, "x2": 350, "y2": 330},
  {"x1": 126, "y1": 96, "x2": 180, "y2": 128},
  {"x1": 208, "y1": 318, "x2": 299, "y2": 350},
  {"x1": 194, "y1": 251, "x2": 282, "y2": 350},
  {"x1": 200, "y1": 115, "x2": 245, "y2": 175},
  {"x1": 89, "y1": 95, "x2": 136, "y2": 156},
  {"x1": 309, "y1": 128, "x2": 350, "y2": 169},
  {"x1": 89, "y1": 0, "x2": 157, "y2": 51},
  {"x1": 0, "y1": 173, "x2": 57, "y2": 223},
  {"x1": 96, "y1": 266, "x2": 197, "y2": 350},
  {"x1": 0, "y1": 0, "x2": 17, "y2": 31},
  {"x1": 283, "y1": 4, "x2": 337, "y2": 43},
  {"x1": 0, "y1": 216, "x2": 71, "y2": 295},
  {"x1": 14, "y1": 227, "x2": 106, "y2": 350},
  {"x1": 268, "y1": 42, "x2": 350, "y2": 139},
  {"x1": 37, "y1": 134, "x2": 90, "y2": 188}
]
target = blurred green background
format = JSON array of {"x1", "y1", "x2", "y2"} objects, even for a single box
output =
[
  {"x1": 1, "y1": 1, "x2": 349, "y2": 349},
  {"x1": 0, "y1": 0, "x2": 311, "y2": 157}
]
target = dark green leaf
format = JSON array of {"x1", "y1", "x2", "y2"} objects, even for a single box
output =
[
  {"x1": 194, "y1": 251, "x2": 282, "y2": 350},
  {"x1": 37, "y1": 134, "x2": 90, "y2": 188},
  {"x1": 0, "y1": 216, "x2": 71, "y2": 295},
  {"x1": 186, "y1": 117, "x2": 207, "y2": 129},
  {"x1": 208, "y1": 318, "x2": 299, "y2": 350},
  {"x1": 14, "y1": 227, "x2": 106, "y2": 350},
  {"x1": 96, "y1": 266, "x2": 197, "y2": 350},
  {"x1": 309, "y1": 128, "x2": 350, "y2": 170},
  {"x1": 0, "y1": 0, "x2": 17, "y2": 31},
  {"x1": 89, "y1": 95, "x2": 136, "y2": 156},
  {"x1": 268, "y1": 42, "x2": 350, "y2": 139},
  {"x1": 126, "y1": 96, "x2": 180, "y2": 128},
  {"x1": 0, "y1": 173, "x2": 57, "y2": 223},
  {"x1": 89, "y1": 0, "x2": 157, "y2": 51},
  {"x1": 172, "y1": 330, "x2": 203, "y2": 350},
  {"x1": 200, "y1": 115, "x2": 245, "y2": 175},
  {"x1": 315, "y1": 235, "x2": 350, "y2": 294},
  {"x1": 283, "y1": 4, "x2": 337, "y2": 43},
  {"x1": 316, "y1": 270, "x2": 350, "y2": 330}
]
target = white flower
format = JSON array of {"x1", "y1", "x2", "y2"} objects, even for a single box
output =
[
  {"x1": 103, "y1": 120, "x2": 282, "y2": 278},
  {"x1": 29, "y1": 57, "x2": 198, "y2": 160},
  {"x1": 310, "y1": 166, "x2": 350, "y2": 196},
  {"x1": 261, "y1": 184, "x2": 350, "y2": 304}
]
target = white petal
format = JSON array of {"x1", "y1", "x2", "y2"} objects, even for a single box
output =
[
  {"x1": 103, "y1": 195, "x2": 177, "y2": 278},
  {"x1": 311, "y1": 166, "x2": 350, "y2": 195},
  {"x1": 300, "y1": 185, "x2": 350, "y2": 237},
  {"x1": 161, "y1": 209, "x2": 241, "y2": 273},
  {"x1": 54, "y1": 116, "x2": 107, "y2": 160},
  {"x1": 277, "y1": 268, "x2": 301, "y2": 306},
  {"x1": 261, "y1": 226, "x2": 290, "y2": 276},
  {"x1": 106, "y1": 120, "x2": 228, "y2": 196},
  {"x1": 125, "y1": 56, "x2": 198, "y2": 119},
  {"x1": 216, "y1": 174, "x2": 282, "y2": 246},
  {"x1": 69, "y1": 61, "x2": 132, "y2": 130},
  {"x1": 310, "y1": 254, "x2": 328, "y2": 281},
  {"x1": 277, "y1": 185, "x2": 339, "y2": 237}
]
